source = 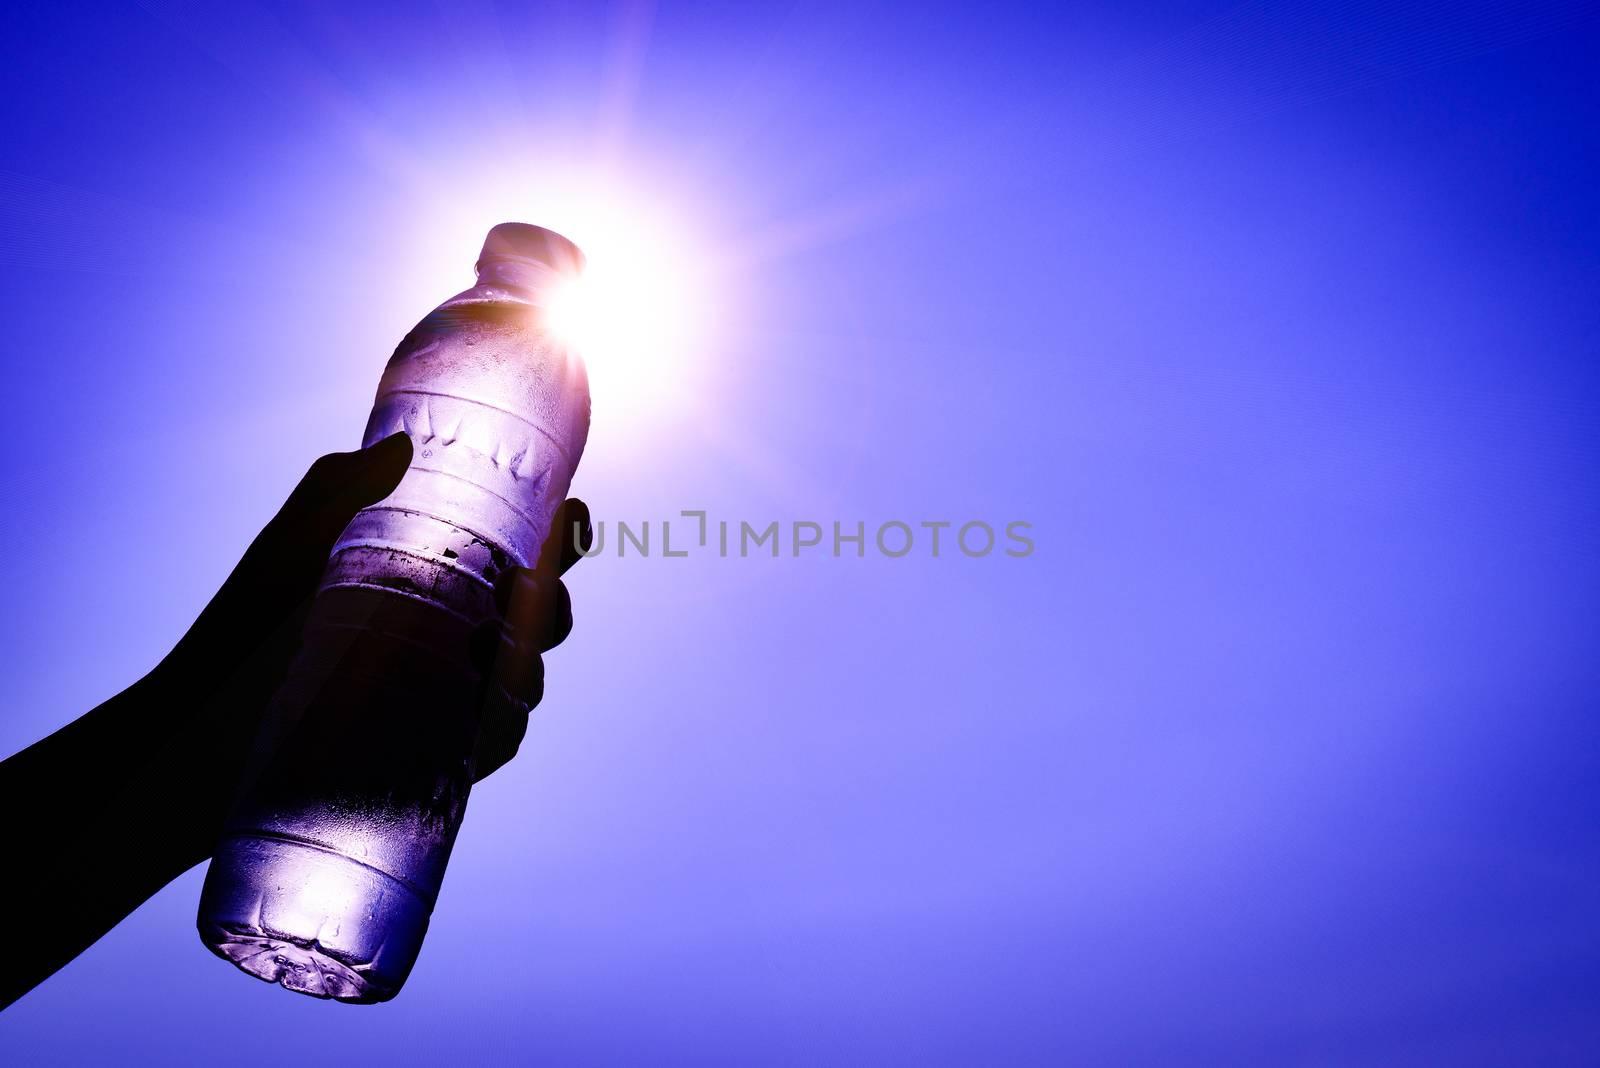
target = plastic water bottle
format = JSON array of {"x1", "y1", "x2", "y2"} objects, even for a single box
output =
[{"x1": 196, "y1": 223, "x2": 590, "y2": 1002}]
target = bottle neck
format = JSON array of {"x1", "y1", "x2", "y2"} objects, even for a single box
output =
[{"x1": 473, "y1": 256, "x2": 569, "y2": 304}]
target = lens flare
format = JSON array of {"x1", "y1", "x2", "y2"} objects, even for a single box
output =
[{"x1": 403, "y1": 168, "x2": 714, "y2": 442}]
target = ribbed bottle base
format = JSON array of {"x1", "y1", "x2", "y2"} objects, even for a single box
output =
[{"x1": 198, "y1": 833, "x2": 431, "y2": 1003}]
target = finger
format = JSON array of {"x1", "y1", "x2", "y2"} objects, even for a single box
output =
[
  {"x1": 532, "y1": 498, "x2": 591, "y2": 581},
  {"x1": 471, "y1": 686, "x2": 530, "y2": 783},
  {"x1": 296, "y1": 432, "x2": 413, "y2": 512},
  {"x1": 492, "y1": 566, "x2": 532, "y2": 620},
  {"x1": 557, "y1": 499, "x2": 592, "y2": 576},
  {"x1": 337, "y1": 431, "x2": 414, "y2": 507},
  {"x1": 471, "y1": 650, "x2": 537, "y2": 781},
  {"x1": 469, "y1": 615, "x2": 547, "y2": 782},
  {"x1": 274, "y1": 433, "x2": 413, "y2": 557},
  {"x1": 543, "y1": 581, "x2": 573, "y2": 652},
  {"x1": 492, "y1": 567, "x2": 572, "y2": 650},
  {"x1": 495, "y1": 569, "x2": 547, "y2": 658},
  {"x1": 199, "y1": 435, "x2": 410, "y2": 622},
  {"x1": 166, "y1": 435, "x2": 413, "y2": 693},
  {"x1": 493, "y1": 631, "x2": 546, "y2": 708}
]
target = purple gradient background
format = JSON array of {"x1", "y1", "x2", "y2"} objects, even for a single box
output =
[{"x1": 1, "y1": 2, "x2": 1597, "y2": 1063}]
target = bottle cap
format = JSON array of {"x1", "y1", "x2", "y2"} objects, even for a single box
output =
[{"x1": 477, "y1": 222, "x2": 585, "y2": 276}]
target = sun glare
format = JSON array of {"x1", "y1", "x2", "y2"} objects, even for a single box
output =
[
  {"x1": 541, "y1": 209, "x2": 702, "y2": 414},
  {"x1": 408, "y1": 169, "x2": 714, "y2": 441}
]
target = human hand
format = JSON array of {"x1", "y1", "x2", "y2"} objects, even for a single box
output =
[
  {"x1": 0, "y1": 432, "x2": 588, "y2": 1008},
  {"x1": 155, "y1": 432, "x2": 588, "y2": 809}
]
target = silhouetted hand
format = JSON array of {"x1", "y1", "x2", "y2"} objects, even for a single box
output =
[
  {"x1": 0, "y1": 433, "x2": 590, "y2": 1008},
  {"x1": 160, "y1": 431, "x2": 590, "y2": 788}
]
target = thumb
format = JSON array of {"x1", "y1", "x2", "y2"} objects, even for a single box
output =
[
  {"x1": 288, "y1": 432, "x2": 414, "y2": 527},
  {"x1": 161, "y1": 434, "x2": 414, "y2": 690},
  {"x1": 248, "y1": 432, "x2": 414, "y2": 592}
]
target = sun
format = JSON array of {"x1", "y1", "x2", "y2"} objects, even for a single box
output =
[
  {"x1": 401, "y1": 167, "x2": 715, "y2": 444},
  {"x1": 539, "y1": 202, "x2": 705, "y2": 423}
]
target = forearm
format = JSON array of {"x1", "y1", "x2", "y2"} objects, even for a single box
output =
[
  {"x1": 0, "y1": 672, "x2": 226, "y2": 1008},
  {"x1": 0, "y1": 438, "x2": 419, "y2": 1010}
]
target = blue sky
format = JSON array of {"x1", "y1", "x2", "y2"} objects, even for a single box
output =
[{"x1": 0, "y1": 1, "x2": 1596, "y2": 1063}]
